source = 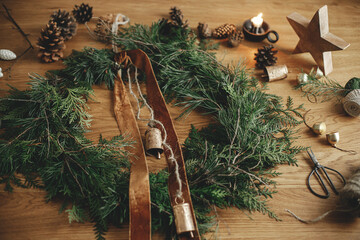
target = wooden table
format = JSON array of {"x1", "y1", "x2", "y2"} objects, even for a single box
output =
[{"x1": 0, "y1": 0, "x2": 359, "y2": 239}]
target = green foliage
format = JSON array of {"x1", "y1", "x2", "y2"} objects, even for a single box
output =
[
  {"x1": 344, "y1": 77, "x2": 360, "y2": 90},
  {"x1": 295, "y1": 69, "x2": 349, "y2": 102},
  {"x1": 60, "y1": 47, "x2": 118, "y2": 89}
]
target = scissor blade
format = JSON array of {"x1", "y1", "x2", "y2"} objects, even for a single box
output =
[{"x1": 307, "y1": 149, "x2": 319, "y2": 166}]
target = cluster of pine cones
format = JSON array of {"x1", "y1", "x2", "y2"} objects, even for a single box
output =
[
  {"x1": 37, "y1": 3, "x2": 93, "y2": 63},
  {"x1": 197, "y1": 22, "x2": 243, "y2": 47}
]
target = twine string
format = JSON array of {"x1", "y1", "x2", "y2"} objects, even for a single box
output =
[
  {"x1": 332, "y1": 146, "x2": 357, "y2": 155},
  {"x1": 111, "y1": 14, "x2": 130, "y2": 53},
  {"x1": 125, "y1": 66, "x2": 183, "y2": 201},
  {"x1": 285, "y1": 207, "x2": 357, "y2": 223},
  {"x1": 302, "y1": 109, "x2": 312, "y2": 130}
]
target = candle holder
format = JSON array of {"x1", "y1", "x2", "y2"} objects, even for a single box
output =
[{"x1": 242, "y1": 19, "x2": 279, "y2": 43}]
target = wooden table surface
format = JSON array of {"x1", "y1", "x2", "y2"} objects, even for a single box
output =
[{"x1": 0, "y1": 0, "x2": 359, "y2": 239}]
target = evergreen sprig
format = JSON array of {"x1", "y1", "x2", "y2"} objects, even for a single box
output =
[
  {"x1": 59, "y1": 47, "x2": 118, "y2": 89},
  {"x1": 295, "y1": 69, "x2": 349, "y2": 102}
]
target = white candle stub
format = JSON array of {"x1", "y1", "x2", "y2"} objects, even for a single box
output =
[
  {"x1": 251, "y1": 13, "x2": 263, "y2": 28},
  {"x1": 0, "y1": 67, "x2": 3, "y2": 78}
]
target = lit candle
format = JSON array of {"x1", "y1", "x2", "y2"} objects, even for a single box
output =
[{"x1": 251, "y1": 13, "x2": 263, "y2": 34}]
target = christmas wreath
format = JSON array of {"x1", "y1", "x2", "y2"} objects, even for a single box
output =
[{"x1": 0, "y1": 14, "x2": 305, "y2": 239}]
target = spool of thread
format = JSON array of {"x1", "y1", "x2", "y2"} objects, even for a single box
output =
[
  {"x1": 286, "y1": 167, "x2": 360, "y2": 222},
  {"x1": 342, "y1": 89, "x2": 360, "y2": 117},
  {"x1": 340, "y1": 168, "x2": 360, "y2": 217}
]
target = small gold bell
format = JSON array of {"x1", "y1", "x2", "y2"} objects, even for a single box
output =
[
  {"x1": 326, "y1": 132, "x2": 340, "y2": 146},
  {"x1": 312, "y1": 122, "x2": 326, "y2": 135},
  {"x1": 173, "y1": 202, "x2": 196, "y2": 238},
  {"x1": 145, "y1": 127, "x2": 163, "y2": 159},
  {"x1": 297, "y1": 73, "x2": 309, "y2": 85}
]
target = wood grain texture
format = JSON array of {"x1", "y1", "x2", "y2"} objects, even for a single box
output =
[{"x1": 0, "y1": 0, "x2": 359, "y2": 239}]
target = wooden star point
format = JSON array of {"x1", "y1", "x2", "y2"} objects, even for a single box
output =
[{"x1": 287, "y1": 5, "x2": 350, "y2": 75}]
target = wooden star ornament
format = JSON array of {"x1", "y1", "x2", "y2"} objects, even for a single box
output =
[{"x1": 287, "y1": 5, "x2": 350, "y2": 75}]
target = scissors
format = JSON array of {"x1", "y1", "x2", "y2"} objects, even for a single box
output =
[{"x1": 307, "y1": 149, "x2": 346, "y2": 199}]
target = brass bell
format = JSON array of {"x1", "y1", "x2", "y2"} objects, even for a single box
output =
[
  {"x1": 312, "y1": 122, "x2": 326, "y2": 135},
  {"x1": 145, "y1": 127, "x2": 163, "y2": 159},
  {"x1": 173, "y1": 202, "x2": 196, "y2": 238},
  {"x1": 297, "y1": 73, "x2": 309, "y2": 85},
  {"x1": 326, "y1": 132, "x2": 340, "y2": 146}
]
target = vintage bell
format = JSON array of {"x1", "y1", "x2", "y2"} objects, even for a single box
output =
[
  {"x1": 263, "y1": 65, "x2": 288, "y2": 82},
  {"x1": 297, "y1": 73, "x2": 309, "y2": 85},
  {"x1": 173, "y1": 202, "x2": 196, "y2": 238},
  {"x1": 326, "y1": 132, "x2": 340, "y2": 146},
  {"x1": 312, "y1": 122, "x2": 326, "y2": 135},
  {"x1": 145, "y1": 127, "x2": 163, "y2": 159}
]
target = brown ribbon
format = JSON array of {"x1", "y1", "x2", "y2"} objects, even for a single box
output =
[
  {"x1": 125, "y1": 49, "x2": 200, "y2": 239},
  {"x1": 114, "y1": 61, "x2": 151, "y2": 240},
  {"x1": 114, "y1": 49, "x2": 200, "y2": 239}
]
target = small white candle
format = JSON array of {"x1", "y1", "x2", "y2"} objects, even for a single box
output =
[{"x1": 251, "y1": 13, "x2": 263, "y2": 34}]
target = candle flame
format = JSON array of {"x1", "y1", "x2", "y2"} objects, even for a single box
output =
[{"x1": 251, "y1": 13, "x2": 263, "y2": 28}]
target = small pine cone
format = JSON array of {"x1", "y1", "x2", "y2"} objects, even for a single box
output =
[
  {"x1": 197, "y1": 22, "x2": 211, "y2": 39},
  {"x1": 50, "y1": 9, "x2": 77, "y2": 41},
  {"x1": 94, "y1": 14, "x2": 114, "y2": 42},
  {"x1": 37, "y1": 21, "x2": 66, "y2": 63},
  {"x1": 159, "y1": 18, "x2": 174, "y2": 35},
  {"x1": 228, "y1": 30, "x2": 243, "y2": 47},
  {"x1": 212, "y1": 23, "x2": 236, "y2": 39},
  {"x1": 254, "y1": 45, "x2": 278, "y2": 69},
  {"x1": 72, "y1": 3, "x2": 93, "y2": 24},
  {"x1": 169, "y1": 6, "x2": 188, "y2": 28}
]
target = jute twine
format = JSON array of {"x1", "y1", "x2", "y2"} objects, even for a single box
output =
[
  {"x1": 286, "y1": 167, "x2": 360, "y2": 223},
  {"x1": 342, "y1": 89, "x2": 360, "y2": 117}
]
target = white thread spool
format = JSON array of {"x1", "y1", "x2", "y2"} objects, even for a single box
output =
[{"x1": 342, "y1": 89, "x2": 360, "y2": 117}]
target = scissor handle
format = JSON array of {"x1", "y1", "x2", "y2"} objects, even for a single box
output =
[
  {"x1": 323, "y1": 166, "x2": 346, "y2": 193},
  {"x1": 307, "y1": 166, "x2": 346, "y2": 199},
  {"x1": 307, "y1": 167, "x2": 329, "y2": 199}
]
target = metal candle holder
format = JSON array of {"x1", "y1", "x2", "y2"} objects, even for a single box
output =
[{"x1": 242, "y1": 19, "x2": 279, "y2": 43}]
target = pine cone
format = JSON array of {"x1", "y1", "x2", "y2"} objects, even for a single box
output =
[
  {"x1": 94, "y1": 14, "x2": 114, "y2": 42},
  {"x1": 72, "y1": 3, "x2": 93, "y2": 23},
  {"x1": 50, "y1": 9, "x2": 77, "y2": 41},
  {"x1": 254, "y1": 45, "x2": 278, "y2": 69},
  {"x1": 159, "y1": 18, "x2": 174, "y2": 36},
  {"x1": 37, "y1": 21, "x2": 66, "y2": 63},
  {"x1": 169, "y1": 6, "x2": 188, "y2": 28},
  {"x1": 197, "y1": 22, "x2": 211, "y2": 39},
  {"x1": 228, "y1": 30, "x2": 243, "y2": 47},
  {"x1": 212, "y1": 24, "x2": 236, "y2": 39}
]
